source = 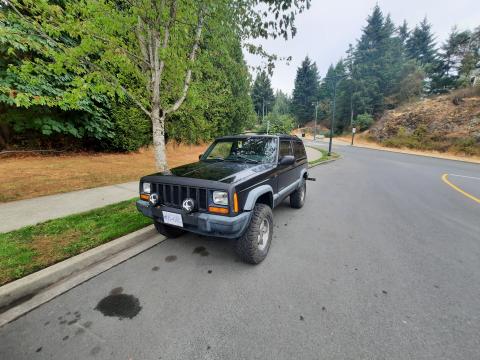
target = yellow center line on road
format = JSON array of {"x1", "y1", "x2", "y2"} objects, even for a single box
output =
[{"x1": 442, "y1": 173, "x2": 480, "y2": 205}]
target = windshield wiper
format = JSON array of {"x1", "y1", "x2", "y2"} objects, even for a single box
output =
[{"x1": 206, "y1": 156, "x2": 224, "y2": 161}]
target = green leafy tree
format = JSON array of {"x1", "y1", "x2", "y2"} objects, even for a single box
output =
[
  {"x1": 2, "y1": 0, "x2": 310, "y2": 169},
  {"x1": 291, "y1": 56, "x2": 319, "y2": 125},
  {"x1": 251, "y1": 71, "x2": 275, "y2": 117}
]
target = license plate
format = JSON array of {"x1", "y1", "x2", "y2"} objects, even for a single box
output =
[{"x1": 162, "y1": 211, "x2": 183, "y2": 227}]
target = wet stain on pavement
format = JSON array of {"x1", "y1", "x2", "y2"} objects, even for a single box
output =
[
  {"x1": 193, "y1": 246, "x2": 206, "y2": 254},
  {"x1": 95, "y1": 293, "x2": 142, "y2": 319},
  {"x1": 62, "y1": 335, "x2": 69, "y2": 341},
  {"x1": 44, "y1": 321, "x2": 50, "y2": 326},
  {"x1": 322, "y1": 306, "x2": 326, "y2": 311},
  {"x1": 434, "y1": 284, "x2": 440, "y2": 289},
  {"x1": 165, "y1": 255, "x2": 177, "y2": 262},
  {"x1": 208, "y1": 270, "x2": 212, "y2": 274},
  {"x1": 299, "y1": 315, "x2": 305, "y2": 321},
  {"x1": 207, "y1": 345, "x2": 211, "y2": 350},
  {"x1": 59, "y1": 320, "x2": 67, "y2": 325},
  {"x1": 193, "y1": 246, "x2": 209, "y2": 256},
  {"x1": 67, "y1": 319, "x2": 78, "y2": 325},
  {"x1": 382, "y1": 290, "x2": 388, "y2": 295},
  {"x1": 152, "y1": 266, "x2": 160, "y2": 271},
  {"x1": 75, "y1": 328, "x2": 85, "y2": 336},
  {"x1": 110, "y1": 287, "x2": 123, "y2": 295},
  {"x1": 35, "y1": 347, "x2": 42, "y2": 353}
]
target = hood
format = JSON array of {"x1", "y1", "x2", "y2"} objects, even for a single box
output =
[{"x1": 148, "y1": 161, "x2": 274, "y2": 184}]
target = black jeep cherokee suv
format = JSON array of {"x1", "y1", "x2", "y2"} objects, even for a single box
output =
[{"x1": 137, "y1": 134, "x2": 308, "y2": 264}]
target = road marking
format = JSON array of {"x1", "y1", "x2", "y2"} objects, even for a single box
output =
[
  {"x1": 442, "y1": 173, "x2": 480, "y2": 204},
  {"x1": 449, "y1": 174, "x2": 480, "y2": 181}
]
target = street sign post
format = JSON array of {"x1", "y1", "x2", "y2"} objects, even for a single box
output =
[{"x1": 351, "y1": 127, "x2": 356, "y2": 146}]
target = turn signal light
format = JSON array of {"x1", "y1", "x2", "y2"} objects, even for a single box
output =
[
  {"x1": 140, "y1": 193, "x2": 149, "y2": 201},
  {"x1": 233, "y1": 192, "x2": 239, "y2": 213},
  {"x1": 208, "y1": 206, "x2": 229, "y2": 215}
]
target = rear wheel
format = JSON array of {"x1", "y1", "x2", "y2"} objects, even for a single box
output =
[
  {"x1": 235, "y1": 204, "x2": 273, "y2": 264},
  {"x1": 154, "y1": 221, "x2": 185, "y2": 238},
  {"x1": 290, "y1": 180, "x2": 306, "y2": 209}
]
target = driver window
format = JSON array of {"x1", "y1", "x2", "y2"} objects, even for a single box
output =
[
  {"x1": 279, "y1": 140, "x2": 293, "y2": 158},
  {"x1": 208, "y1": 142, "x2": 232, "y2": 159}
]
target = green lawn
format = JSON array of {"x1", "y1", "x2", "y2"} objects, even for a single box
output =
[
  {"x1": 0, "y1": 198, "x2": 151, "y2": 285},
  {"x1": 307, "y1": 146, "x2": 340, "y2": 166}
]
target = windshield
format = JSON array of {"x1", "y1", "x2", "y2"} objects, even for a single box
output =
[{"x1": 203, "y1": 137, "x2": 277, "y2": 164}]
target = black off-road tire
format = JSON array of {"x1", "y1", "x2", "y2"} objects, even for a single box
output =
[
  {"x1": 290, "y1": 180, "x2": 306, "y2": 209},
  {"x1": 154, "y1": 221, "x2": 185, "y2": 238},
  {"x1": 235, "y1": 204, "x2": 273, "y2": 264}
]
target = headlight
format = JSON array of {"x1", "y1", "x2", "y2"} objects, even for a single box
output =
[
  {"x1": 142, "y1": 182, "x2": 151, "y2": 194},
  {"x1": 212, "y1": 191, "x2": 228, "y2": 206}
]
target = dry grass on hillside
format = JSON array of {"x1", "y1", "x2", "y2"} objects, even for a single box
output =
[
  {"x1": 369, "y1": 93, "x2": 480, "y2": 156},
  {"x1": 0, "y1": 143, "x2": 207, "y2": 202}
]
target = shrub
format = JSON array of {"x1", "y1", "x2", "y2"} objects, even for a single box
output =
[
  {"x1": 355, "y1": 113, "x2": 374, "y2": 130},
  {"x1": 259, "y1": 114, "x2": 295, "y2": 134}
]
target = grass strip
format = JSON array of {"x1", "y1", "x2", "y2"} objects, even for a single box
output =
[
  {"x1": 307, "y1": 146, "x2": 340, "y2": 166},
  {"x1": 0, "y1": 198, "x2": 151, "y2": 285}
]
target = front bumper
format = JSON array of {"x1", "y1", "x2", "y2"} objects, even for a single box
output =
[{"x1": 136, "y1": 200, "x2": 251, "y2": 239}]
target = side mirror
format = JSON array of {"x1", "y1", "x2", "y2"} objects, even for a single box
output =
[
  {"x1": 279, "y1": 155, "x2": 295, "y2": 166},
  {"x1": 198, "y1": 154, "x2": 203, "y2": 160}
]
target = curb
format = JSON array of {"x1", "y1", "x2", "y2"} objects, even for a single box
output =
[
  {"x1": 308, "y1": 155, "x2": 342, "y2": 168},
  {"x1": 316, "y1": 139, "x2": 480, "y2": 165},
  {"x1": 306, "y1": 145, "x2": 342, "y2": 168},
  {"x1": 0, "y1": 225, "x2": 165, "y2": 326}
]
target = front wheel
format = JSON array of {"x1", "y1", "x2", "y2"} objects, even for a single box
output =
[
  {"x1": 154, "y1": 221, "x2": 185, "y2": 238},
  {"x1": 235, "y1": 204, "x2": 273, "y2": 264},
  {"x1": 290, "y1": 180, "x2": 306, "y2": 209}
]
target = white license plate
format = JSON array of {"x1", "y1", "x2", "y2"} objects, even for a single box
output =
[{"x1": 162, "y1": 211, "x2": 183, "y2": 227}]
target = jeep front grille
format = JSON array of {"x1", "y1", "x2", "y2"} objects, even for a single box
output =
[{"x1": 153, "y1": 183, "x2": 208, "y2": 210}]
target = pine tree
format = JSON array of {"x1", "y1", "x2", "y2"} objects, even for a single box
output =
[
  {"x1": 272, "y1": 90, "x2": 291, "y2": 115},
  {"x1": 406, "y1": 17, "x2": 438, "y2": 71},
  {"x1": 291, "y1": 56, "x2": 320, "y2": 125},
  {"x1": 398, "y1": 20, "x2": 409, "y2": 46},
  {"x1": 353, "y1": 5, "x2": 389, "y2": 115},
  {"x1": 251, "y1": 71, "x2": 275, "y2": 118}
]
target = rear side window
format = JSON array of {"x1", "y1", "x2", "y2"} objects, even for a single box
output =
[
  {"x1": 279, "y1": 140, "x2": 293, "y2": 157},
  {"x1": 293, "y1": 141, "x2": 307, "y2": 160}
]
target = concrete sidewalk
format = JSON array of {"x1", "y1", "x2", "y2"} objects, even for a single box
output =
[
  {"x1": 0, "y1": 182, "x2": 138, "y2": 233},
  {"x1": 0, "y1": 146, "x2": 325, "y2": 233}
]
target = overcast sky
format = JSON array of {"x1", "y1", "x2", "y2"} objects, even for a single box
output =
[{"x1": 244, "y1": 0, "x2": 480, "y2": 94}]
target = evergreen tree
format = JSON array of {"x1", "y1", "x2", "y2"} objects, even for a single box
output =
[
  {"x1": 291, "y1": 56, "x2": 320, "y2": 125},
  {"x1": 272, "y1": 90, "x2": 291, "y2": 115},
  {"x1": 251, "y1": 71, "x2": 275, "y2": 117},
  {"x1": 398, "y1": 20, "x2": 409, "y2": 46},
  {"x1": 406, "y1": 17, "x2": 438, "y2": 74},
  {"x1": 353, "y1": 5, "x2": 390, "y2": 115}
]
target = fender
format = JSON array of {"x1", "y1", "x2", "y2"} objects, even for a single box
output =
[
  {"x1": 243, "y1": 185, "x2": 274, "y2": 211},
  {"x1": 299, "y1": 167, "x2": 308, "y2": 186}
]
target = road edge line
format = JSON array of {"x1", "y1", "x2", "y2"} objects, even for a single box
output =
[{"x1": 441, "y1": 173, "x2": 480, "y2": 204}]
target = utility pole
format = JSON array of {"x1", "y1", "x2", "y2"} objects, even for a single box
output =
[{"x1": 324, "y1": 75, "x2": 347, "y2": 156}]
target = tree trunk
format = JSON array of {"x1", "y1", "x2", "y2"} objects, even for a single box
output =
[{"x1": 151, "y1": 106, "x2": 168, "y2": 171}]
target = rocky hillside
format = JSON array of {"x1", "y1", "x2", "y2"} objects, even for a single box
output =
[{"x1": 369, "y1": 89, "x2": 480, "y2": 156}]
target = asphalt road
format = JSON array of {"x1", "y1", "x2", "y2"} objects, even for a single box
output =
[{"x1": 1, "y1": 144, "x2": 479, "y2": 360}]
